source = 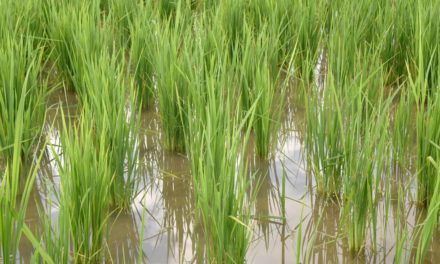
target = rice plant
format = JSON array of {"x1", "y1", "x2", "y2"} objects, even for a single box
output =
[
  {"x1": 391, "y1": 86, "x2": 414, "y2": 168},
  {"x1": 304, "y1": 72, "x2": 345, "y2": 197},
  {"x1": 380, "y1": 1, "x2": 416, "y2": 85},
  {"x1": 129, "y1": 2, "x2": 157, "y2": 108},
  {"x1": 184, "y1": 48, "x2": 259, "y2": 263},
  {"x1": 305, "y1": 42, "x2": 392, "y2": 252},
  {"x1": 0, "y1": 34, "x2": 47, "y2": 162},
  {"x1": 416, "y1": 152, "x2": 440, "y2": 263},
  {"x1": 342, "y1": 81, "x2": 391, "y2": 253},
  {"x1": 411, "y1": 18, "x2": 440, "y2": 205},
  {"x1": 46, "y1": 0, "x2": 109, "y2": 92},
  {"x1": 104, "y1": 0, "x2": 140, "y2": 48},
  {"x1": 0, "y1": 92, "x2": 49, "y2": 264},
  {"x1": 154, "y1": 15, "x2": 191, "y2": 152},
  {"x1": 414, "y1": 1, "x2": 440, "y2": 90},
  {"x1": 50, "y1": 110, "x2": 112, "y2": 263},
  {"x1": 0, "y1": 0, "x2": 46, "y2": 44},
  {"x1": 235, "y1": 24, "x2": 290, "y2": 159},
  {"x1": 79, "y1": 50, "x2": 141, "y2": 209},
  {"x1": 291, "y1": 0, "x2": 325, "y2": 82}
]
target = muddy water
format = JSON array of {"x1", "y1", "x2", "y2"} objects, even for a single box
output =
[{"x1": 16, "y1": 89, "x2": 440, "y2": 263}]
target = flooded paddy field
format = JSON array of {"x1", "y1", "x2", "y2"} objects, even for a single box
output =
[{"x1": 2, "y1": 0, "x2": 440, "y2": 263}]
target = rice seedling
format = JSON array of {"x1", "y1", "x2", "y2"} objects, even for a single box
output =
[
  {"x1": 46, "y1": 0, "x2": 109, "y2": 92},
  {"x1": 342, "y1": 95, "x2": 391, "y2": 253},
  {"x1": 154, "y1": 15, "x2": 191, "y2": 152},
  {"x1": 183, "y1": 47, "x2": 259, "y2": 263},
  {"x1": 305, "y1": 39, "x2": 392, "y2": 251},
  {"x1": 391, "y1": 86, "x2": 414, "y2": 168},
  {"x1": 104, "y1": 0, "x2": 140, "y2": 48},
  {"x1": 250, "y1": 59, "x2": 284, "y2": 159},
  {"x1": 0, "y1": 92, "x2": 50, "y2": 264},
  {"x1": 0, "y1": 34, "x2": 47, "y2": 162},
  {"x1": 339, "y1": 53, "x2": 391, "y2": 253},
  {"x1": 0, "y1": 0, "x2": 46, "y2": 44},
  {"x1": 414, "y1": 1, "x2": 440, "y2": 90},
  {"x1": 79, "y1": 50, "x2": 141, "y2": 209},
  {"x1": 304, "y1": 72, "x2": 345, "y2": 197},
  {"x1": 411, "y1": 18, "x2": 440, "y2": 205},
  {"x1": 235, "y1": 23, "x2": 292, "y2": 159},
  {"x1": 217, "y1": 0, "x2": 246, "y2": 56},
  {"x1": 379, "y1": 1, "x2": 416, "y2": 85},
  {"x1": 128, "y1": 2, "x2": 157, "y2": 108},
  {"x1": 49, "y1": 110, "x2": 113, "y2": 263},
  {"x1": 416, "y1": 153, "x2": 440, "y2": 263},
  {"x1": 290, "y1": 0, "x2": 324, "y2": 82},
  {"x1": 413, "y1": 89, "x2": 440, "y2": 206}
]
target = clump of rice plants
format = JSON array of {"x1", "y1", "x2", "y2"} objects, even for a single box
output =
[
  {"x1": 184, "y1": 49, "x2": 259, "y2": 262},
  {"x1": 414, "y1": 1, "x2": 440, "y2": 90},
  {"x1": 391, "y1": 86, "x2": 414, "y2": 168},
  {"x1": 46, "y1": 0, "x2": 109, "y2": 92},
  {"x1": 0, "y1": 0, "x2": 47, "y2": 43},
  {"x1": 304, "y1": 71, "x2": 345, "y2": 197},
  {"x1": 341, "y1": 70, "x2": 391, "y2": 253},
  {"x1": 416, "y1": 152, "x2": 440, "y2": 263},
  {"x1": 379, "y1": 1, "x2": 416, "y2": 85},
  {"x1": 0, "y1": 95, "x2": 49, "y2": 264},
  {"x1": 236, "y1": 24, "x2": 290, "y2": 159},
  {"x1": 291, "y1": 0, "x2": 324, "y2": 82},
  {"x1": 129, "y1": 2, "x2": 157, "y2": 108},
  {"x1": 49, "y1": 110, "x2": 112, "y2": 263},
  {"x1": 411, "y1": 21, "x2": 440, "y2": 206},
  {"x1": 154, "y1": 16, "x2": 191, "y2": 152},
  {"x1": 80, "y1": 50, "x2": 140, "y2": 209},
  {"x1": 305, "y1": 43, "x2": 392, "y2": 252},
  {"x1": 103, "y1": 0, "x2": 139, "y2": 46},
  {"x1": 0, "y1": 34, "x2": 47, "y2": 162},
  {"x1": 412, "y1": 81, "x2": 440, "y2": 206}
]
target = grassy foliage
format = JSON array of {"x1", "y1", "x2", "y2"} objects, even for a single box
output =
[
  {"x1": 79, "y1": 51, "x2": 140, "y2": 209},
  {"x1": 0, "y1": 90, "x2": 49, "y2": 264},
  {"x1": 129, "y1": 2, "x2": 156, "y2": 108},
  {"x1": 0, "y1": 34, "x2": 47, "y2": 162},
  {"x1": 411, "y1": 18, "x2": 440, "y2": 205},
  {"x1": 3, "y1": 0, "x2": 440, "y2": 262},
  {"x1": 416, "y1": 154, "x2": 440, "y2": 263},
  {"x1": 183, "y1": 42, "x2": 258, "y2": 262},
  {"x1": 235, "y1": 23, "x2": 290, "y2": 159},
  {"x1": 50, "y1": 111, "x2": 112, "y2": 263},
  {"x1": 154, "y1": 15, "x2": 191, "y2": 152},
  {"x1": 46, "y1": 0, "x2": 109, "y2": 91}
]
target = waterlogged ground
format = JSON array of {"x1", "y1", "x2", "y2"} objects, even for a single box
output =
[{"x1": 17, "y1": 89, "x2": 440, "y2": 263}]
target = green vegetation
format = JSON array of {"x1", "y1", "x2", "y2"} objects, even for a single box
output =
[
  {"x1": 0, "y1": 87, "x2": 50, "y2": 264},
  {"x1": 129, "y1": 2, "x2": 156, "y2": 108},
  {"x1": 2, "y1": 0, "x2": 440, "y2": 262},
  {"x1": 49, "y1": 111, "x2": 112, "y2": 263},
  {"x1": 154, "y1": 14, "x2": 190, "y2": 152},
  {"x1": 184, "y1": 50, "x2": 258, "y2": 263},
  {"x1": 79, "y1": 50, "x2": 141, "y2": 209},
  {"x1": 416, "y1": 154, "x2": 440, "y2": 263},
  {"x1": 46, "y1": 0, "x2": 108, "y2": 91},
  {"x1": 0, "y1": 34, "x2": 47, "y2": 161}
]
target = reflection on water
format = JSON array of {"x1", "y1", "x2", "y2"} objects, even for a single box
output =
[
  {"x1": 17, "y1": 185, "x2": 43, "y2": 263},
  {"x1": 159, "y1": 152, "x2": 194, "y2": 262},
  {"x1": 107, "y1": 211, "x2": 143, "y2": 263}
]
